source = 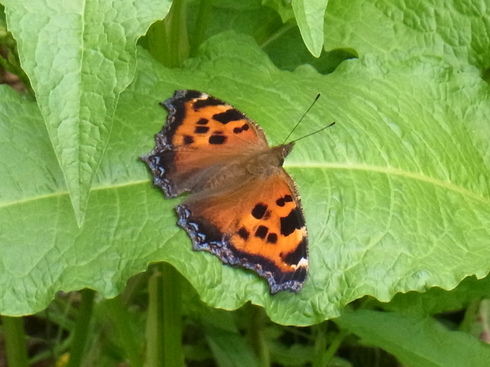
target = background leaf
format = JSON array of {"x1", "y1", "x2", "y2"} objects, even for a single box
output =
[
  {"x1": 324, "y1": 0, "x2": 490, "y2": 69},
  {"x1": 2, "y1": 0, "x2": 171, "y2": 224},
  {"x1": 380, "y1": 276, "x2": 490, "y2": 316},
  {"x1": 336, "y1": 310, "x2": 490, "y2": 367},
  {"x1": 292, "y1": 0, "x2": 328, "y2": 57}
]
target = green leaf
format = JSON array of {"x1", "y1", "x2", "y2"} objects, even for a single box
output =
[
  {"x1": 2, "y1": 0, "x2": 172, "y2": 225},
  {"x1": 1, "y1": 27, "x2": 489, "y2": 326},
  {"x1": 335, "y1": 310, "x2": 490, "y2": 367},
  {"x1": 324, "y1": 0, "x2": 490, "y2": 68},
  {"x1": 380, "y1": 275, "x2": 490, "y2": 316},
  {"x1": 292, "y1": 0, "x2": 328, "y2": 57},
  {"x1": 203, "y1": 311, "x2": 260, "y2": 367}
]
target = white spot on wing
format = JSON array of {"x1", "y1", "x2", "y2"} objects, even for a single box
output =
[{"x1": 291, "y1": 257, "x2": 308, "y2": 269}]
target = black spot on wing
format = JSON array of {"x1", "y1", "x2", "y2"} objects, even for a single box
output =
[
  {"x1": 194, "y1": 126, "x2": 209, "y2": 134},
  {"x1": 266, "y1": 233, "x2": 278, "y2": 244},
  {"x1": 237, "y1": 227, "x2": 250, "y2": 241},
  {"x1": 213, "y1": 109, "x2": 245, "y2": 124},
  {"x1": 183, "y1": 135, "x2": 194, "y2": 145},
  {"x1": 255, "y1": 225, "x2": 268, "y2": 239},
  {"x1": 276, "y1": 195, "x2": 293, "y2": 207},
  {"x1": 280, "y1": 207, "x2": 303, "y2": 236},
  {"x1": 208, "y1": 134, "x2": 227, "y2": 145},
  {"x1": 251, "y1": 203, "x2": 267, "y2": 219},
  {"x1": 233, "y1": 124, "x2": 250, "y2": 134},
  {"x1": 196, "y1": 118, "x2": 209, "y2": 125}
]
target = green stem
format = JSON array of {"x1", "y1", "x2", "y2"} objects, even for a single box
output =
[
  {"x1": 146, "y1": 263, "x2": 183, "y2": 367},
  {"x1": 67, "y1": 288, "x2": 95, "y2": 367},
  {"x1": 312, "y1": 322, "x2": 328, "y2": 367},
  {"x1": 162, "y1": 263, "x2": 183, "y2": 367},
  {"x1": 2, "y1": 315, "x2": 29, "y2": 367},
  {"x1": 248, "y1": 306, "x2": 269, "y2": 367},
  {"x1": 146, "y1": 268, "x2": 165, "y2": 366}
]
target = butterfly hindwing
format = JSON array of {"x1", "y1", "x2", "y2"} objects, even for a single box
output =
[{"x1": 176, "y1": 170, "x2": 308, "y2": 294}]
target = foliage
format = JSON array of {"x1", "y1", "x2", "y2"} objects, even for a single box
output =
[{"x1": 1, "y1": 0, "x2": 490, "y2": 366}]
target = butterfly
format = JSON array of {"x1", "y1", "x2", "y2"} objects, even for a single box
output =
[{"x1": 141, "y1": 90, "x2": 308, "y2": 294}]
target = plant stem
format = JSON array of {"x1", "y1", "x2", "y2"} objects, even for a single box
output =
[
  {"x1": 147, "y1": 268, "x2": 164, "y2": 366},
  {"x1": 248, "y1": 306, "x2": 270, "y2": 367},
  {"x1": 162, "y1": 263, "x2": 183, "y2": 367},
  {"x1": 67, "y1": 288, "x2": 95, "y2": 367},
  {"x1": 146, "y1": 263, "x2": 183, "y2": 367},
  {"x1": 2, "y1": 315, "x2": 29, "y2": 367},
  {"x1": 312, "y1": 322, "x2": 328, "y2": 367}
]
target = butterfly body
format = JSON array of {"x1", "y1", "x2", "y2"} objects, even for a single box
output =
[{"x1": 142, "y1": 90, "x2": 308, "y2": 294}]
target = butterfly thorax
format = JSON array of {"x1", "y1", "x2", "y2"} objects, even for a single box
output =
[{"x1": 246, "y1": 142, "x2": 295, "y2": 176}]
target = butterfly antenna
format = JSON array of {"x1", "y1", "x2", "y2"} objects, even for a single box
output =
[
  {"x1": 290, "y1": 121, "x2": 336, "y2": 144},
  {"x1": 282, "y1": 93, "x2": 321, "y2": 144}
]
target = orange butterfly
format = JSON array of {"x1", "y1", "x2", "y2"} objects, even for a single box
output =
[{"x1": 142, "y1": 90, "x2": 308, "y2": 294}]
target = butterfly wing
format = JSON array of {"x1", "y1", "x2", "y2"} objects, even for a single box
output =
[
  {"x1": 142, "y1": 90, "x2": 269, "y2": 197},
  {"x1": 176, "y1": 168, "x2": 308, "y2": 294}
]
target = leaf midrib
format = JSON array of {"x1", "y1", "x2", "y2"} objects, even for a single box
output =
[{"x1": 287, "y1": 162, "x2": 490, "y2": 206}]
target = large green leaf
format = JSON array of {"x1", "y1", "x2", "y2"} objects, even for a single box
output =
[
  {"x1": 1, "y1": 28, "x2": 489, "y2": 325},
  {"x1": 336, "y1": 310, "x2": 490, "y2": 367},
  {"x1": 1, "y1": 0, "x2": 172, "y2": 225},
  {"x1": 324, "y1": 0, "x2": 490, "y2": 69}
]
